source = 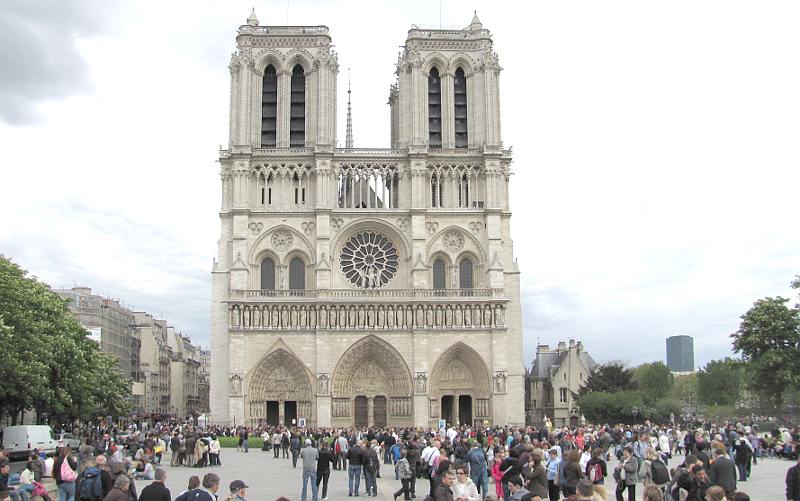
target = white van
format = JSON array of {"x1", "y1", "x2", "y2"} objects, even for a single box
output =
[{"x1": 2, "y1": 425, "x2": 60, "y2": 459}]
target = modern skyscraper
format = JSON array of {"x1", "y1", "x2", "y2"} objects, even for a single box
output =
[{"x1": 666, "y1": 335, "x2": 695, "y2": 373}]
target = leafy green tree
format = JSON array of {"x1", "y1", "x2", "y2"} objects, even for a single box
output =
[
  {"x1": 696, "y1": 358, "x2": 744, "y2": 407},
  {"x1": 575, "y1": 390, "x2": 644, "y2": 424},
  {"x1": 0, "y1": 256, "x2": 130, "y2": 424},
  {"x1": 670, "y1": 373, "x2": 698, "y2": 408},
  {"x1": 578, "y1": 363, "x2": 637, "y2": 395},
  {"x1": 633, "y1": 361, "x2": 674, "y2": 405},
  {"x1": 731, "y1": 296, "x2": 800, "y2": 414}
]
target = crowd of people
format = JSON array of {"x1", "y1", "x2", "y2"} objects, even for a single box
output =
[{"x1": 0, "y1": 420, "x2": 796, "y2": 501}]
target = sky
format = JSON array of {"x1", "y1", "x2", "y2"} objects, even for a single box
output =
[{"x1": 1, "y1": 0, "x2": 799, "y2": 368}]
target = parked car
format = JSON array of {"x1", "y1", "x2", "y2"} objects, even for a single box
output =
[
  {"x1": 58, "y1": 433, "x2": 81, "y2": 449},
  {"x1": 2, "y1": 425, "x2": 60, "y2": 459}
]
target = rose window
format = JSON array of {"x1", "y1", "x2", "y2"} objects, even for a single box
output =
[{"x1": 340, "y1": 231, "x2": 399, "y2": 288}]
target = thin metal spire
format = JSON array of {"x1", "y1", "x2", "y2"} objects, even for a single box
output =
[{"x1": 346, "y1": 68, "x2": 353, "y2": 148}]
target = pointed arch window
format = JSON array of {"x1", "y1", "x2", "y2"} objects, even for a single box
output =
[
  {"x1": 289, "y1": 256, "x2": 305, "y2": 290},
  {"x1": 428, "y1": 67, "x2": 442, "y2": 148},
  {"x1": 260, "y1": 257, "x2": 275, "y2": 290},
  {"x1": 457, "y1": 174, "x2": 470, "y2": 208},
  {"x1": 454, "y1": 67, "x2": 468, "y2": 148},
  {"x1": 261, "y1": 65, "x2": 278, "y2": 147},
  {"x1": 459, "y1": 258, "x2": 474, "y2": 289},
  {"x1": 432, "y1": 258, "x2": 446, "y2": 289},
  {"x1": 290, "y1": 65, "x2": 305, "y2": 147}
]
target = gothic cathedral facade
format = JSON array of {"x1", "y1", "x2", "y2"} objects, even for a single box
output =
[{"x1": 211, "y1": 11, "x2": 524, "y2": 428}]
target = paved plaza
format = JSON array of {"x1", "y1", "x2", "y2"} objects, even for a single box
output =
[{"x1": 135, "y1": 449, "x2": 793, "y2": 501}]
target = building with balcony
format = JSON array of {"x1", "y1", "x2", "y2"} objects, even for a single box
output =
[
  {"x1": 210, "y1": 11, "x2": 524, "y2": 427},
  {"x1": 526, "y1": 340, "x2": 596, "y2": 428},
  {"x1": 134, "y1": 312, "x2": 173, "y2": 419}
]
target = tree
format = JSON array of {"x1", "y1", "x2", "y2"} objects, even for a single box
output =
[
  {"x1": 0, "y1": 256, "x2": 131, "y2": 423},
  {"x1": 696, "y1": 358, "x2": 744, "y2": 407},
  {"x1": 578, "y1": 363, "x2": 637, "y2": 395},
  {"x1": 731, "y1": 296, "x2": 800, "y2": 414},
  {"x1": 633, "y1": 361, "x2": 674, "y2": 406},
  {"x1": 575, "y1": 390, "x2": 644, "y2": 424}
]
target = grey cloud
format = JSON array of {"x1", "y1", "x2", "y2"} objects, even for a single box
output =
[{"x1": 0, "y1": 1, "x2": 120, "y2": 125}]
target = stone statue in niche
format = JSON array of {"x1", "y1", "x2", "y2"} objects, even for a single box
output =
[
  {"x1": 484, "y1": 305, "x2": 492, "y2": 327},
  {"x1": 386, "y1": 306, "x2": 394, "y2": 328},
  {"x1": 271, "y1": 307, "x2": 279, "y2": 328},
  {"x1": 317, "y1": 374, "x2": 329, "y2": 395},
  {"x1": 253, "y1": 307, "x2": 261, "y2": 328},
  {"x1": 309, "y1": 308, "x2": 316, "y2": 328},
  {"x1": 366, "y1": 306, "x2": 375, "y2": 328},
  {"x1": 494, "y1": 372, "x2": 507, "y2": 393},
  {"x1": 463, "y1": 305, "x2": 471, "y2": 326},
  {"x1": 473, "y1": 307, "x2": 481, "y2": 326},
  {"x1": 290, "y1": 306, "x2": 298, "y2": 327},
  {"x1": 415, "y1": 373, "x2": 427, "y2": 394},
  {"x1": 281, "y1": 306, "x2": 289, "y2": 327},
  {"x1": 319, "y1": 307, "x2": 328, "y2": 328},
  {"x1": 357, "y1": 306, "x2": 365, "y2": 328},
  {"x1": 348, "y1": 307, "x2": 356, "y2": 328},
  {"x1": 242, "y1": 308, "x2": 250, "y2": 328},
  {"x1": 377, "y1": 306, "x2": 385, "y2": 328},
  {"x1": 338, "y1": 307, "x2": 346, "y2": 328},
  {"x1": 300, "y1": 307, "x2": 307, "y2": 328},
  {"x1": 229, "y1": 375, "x2": 243, "y2": 395},
  {"x1": 445, "y1": 305, "x2": 453, "y2": 326},
  {"x1": 454, "y1": 306, "x2": 463, "y2": 326},
  {"x1": 435, "y1": 306, "x2": 443, "y2": 327},
  {"x1": 494, "y1": 305, "x2": 504, "y2": 327}
]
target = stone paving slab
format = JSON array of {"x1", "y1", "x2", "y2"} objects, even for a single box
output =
[{"x1": 134, "y1": 450, "x2": 793, "y2": 501}]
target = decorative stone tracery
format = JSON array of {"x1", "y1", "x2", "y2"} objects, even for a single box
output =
[{"x1": 248, "y1": 348, "x2": 315, "y2": 423}]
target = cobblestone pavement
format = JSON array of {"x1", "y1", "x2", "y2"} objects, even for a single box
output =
[{"x1": 134, "y1": 450, "x2": 793, "y2": 501}]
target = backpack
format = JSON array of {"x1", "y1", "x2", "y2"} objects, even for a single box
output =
[
  {"x1": 588, "y1": 462, "x2": 603, "y2": 483},
  {"x1": 651, "y1": 459, "x2": 670, "y2": 485},
  {"x1": 79, "y1": 466, "x2": 103, "y2": 500}
]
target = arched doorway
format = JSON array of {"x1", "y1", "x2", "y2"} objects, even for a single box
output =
[
  {"x1": 330, "y1": 336, "x2": 413, "y2": 428},
  {"x1": 247, "y1": 348, "x2": 314, "y2": 427},
  {"x1": 429, "y1": 342, "x2": 492, "y2": 427}
]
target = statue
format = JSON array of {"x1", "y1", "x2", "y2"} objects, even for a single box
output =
[
  {"x1": 415, "y1": 373, "x2": 427, "y2": 394},
  {"x1": 317, "y1": 374, "x2": 329, "y2": 395}
]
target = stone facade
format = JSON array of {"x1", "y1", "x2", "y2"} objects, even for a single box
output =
[
  {"x1": 525, "y1": 340, "x2": 596, "y2": 428},
  {"x1": 134, "y1": 312, "x2": 173, "y2": 419},
  {"x1": 210, "y1": 12, "x2": 524, "y2": 428}
]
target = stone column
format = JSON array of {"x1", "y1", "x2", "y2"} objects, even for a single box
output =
[{"x1": 453, "y1": 395, "x2": 460, "y2": 426}]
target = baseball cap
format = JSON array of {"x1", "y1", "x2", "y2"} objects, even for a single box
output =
[{"x1": 230, "y1": 480, "x2": 249, "y2": 491}]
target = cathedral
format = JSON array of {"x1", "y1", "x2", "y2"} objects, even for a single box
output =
[{"x1": 210, "y1": 10, "x2": 524, "y2": 428}]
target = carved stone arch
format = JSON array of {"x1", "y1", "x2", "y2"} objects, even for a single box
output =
[
  {"x1": 330, "y1": 335, "x2": 414, "y2": 427},
  {"x1": 448, "y1": 53, "x2": 478, "y2": 76},
  {"x1": 284, "y1": 248, "x2": 312, "y2": 289},
  {"x1": 428, "y1": 251, "x2": 452, "y2": 289},
  {"x1": 422, "y1": 52, "x2": 449, "y2": 76},
  {"x1": 284, "y1": 48, "x2": 315, "y2": 74},
  {"x1": 331, "y1": 218, "x2": 412, "y2": 289},
  {"x1": 254, "y1": 48, "x2": 286, "y2": 75},
  {"x1": 455, "y1": 250, "x2": 482, "y2": 288},
  {"x1": 249, "y1": 224, "x2": 315, "y2": 265},
  {"x1": 245, "y1": 341, "x2": 315, "y2": 426},
  {"x1": 426, "y1": 225, "x2": 486, "y2": 263},
  {"x1": 252, "y1": 248, "x2": 281, "y2": 289},
  {"x1": 429, "y1": 342, "x2": 492, "y2": 425}
]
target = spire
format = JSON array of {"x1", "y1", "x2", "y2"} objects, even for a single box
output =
[
  {"x1": 345, "y1": 68, "x2": 353, "y2": 148},
  {"x1": 246, "y1": 7, "x2": 259, "y2": 27},
  {"x1": 468, "y1": 11, "x2": 482, "y2": 30}
]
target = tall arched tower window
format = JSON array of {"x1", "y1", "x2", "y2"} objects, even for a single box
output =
[
  {"x1": 260, "y1": 257, "x2": 275, "y2": 290},
  {"x1": 454, "y1": 67, "x2": 468, "y2": 148},
  {"x1": 261, "y1": 65, "x2": 278, "y2": 147},
  {"x1": 290, "y1": 65, "x2": 305, "y2": 147},
  {"x1": 459, "y1": 258, "x2": 474, "y2": 289},
  {"x1": 428, "y1": 67, "x2": 442, "y2": 148},
  {"x1": 289, "y1": 257, "x2": 305, "y2": 290},
  {"x1": 432, "y1": 258, "x2": 446, "y2": 289}
]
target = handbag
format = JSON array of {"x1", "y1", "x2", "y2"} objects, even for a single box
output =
[{"x1": 60, "y1": 459, "x2": 77, "y2": 482}]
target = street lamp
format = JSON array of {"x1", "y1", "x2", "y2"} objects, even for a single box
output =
[{"x1": 631, "y1": 406, "x2": 640, "y2": 426}]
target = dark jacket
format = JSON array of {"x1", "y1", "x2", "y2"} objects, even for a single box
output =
[
  {"x1": 563, "y1": 460, "x2": 583, "y2": 488},
  {"x1": 434, "y1": 483, "x2": 454, "y2": 501},
  {"x1": 138, "y1": 482, "x2": 171, "y2": 501},
  {"x1": 677, "y1": 471, "x2": 709, "y2": 501},
  {"x1": 787, "y1": 463, "x2": 800, "y2": 501},
  {"x1": 317, "y1": 450, "x2": 334, "y2": 473},
  {"x1": 525, "y1": 464, "x2": 548, "y2": 498},
  {"x1": 346, "y1": 445, "x2": 364, "y2": 465},
  {"x1": 585, "y1": 458, "x2": 607, "y2": 485},
  {"x1": 709, "y1": 456, "x2": 736, "y2": 493}
]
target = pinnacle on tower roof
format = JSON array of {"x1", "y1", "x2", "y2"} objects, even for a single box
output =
[
  {"x1": 246, "y1": 8, "x2": 259, "y2": 27},
  {"x1": 345, "y1": 69, "x2": 353, "y2": 148},
  {"x1": 468, "y1": 11, "x2": 482, "y2": 30}
]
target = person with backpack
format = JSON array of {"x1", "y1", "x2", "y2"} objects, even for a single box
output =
[
  {"x1": 614, "y1": 446, "x2": 638, "y2": 501},
  {"x1": 54, "y1": 446, "x2": 78, "y2": 501},
  {"x1": 644, "y1": 450, "x2": 670, "y2": 496},
  {"x1": 584, "y1": 447, "x2": 607, "y2": 501}
]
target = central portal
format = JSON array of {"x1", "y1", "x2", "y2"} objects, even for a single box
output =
[
  {"x1": 284, "y1": 400, "x2": 297, "y2": 426},
  {"x1": 354, "y1": 396, "x2": 368, "y2": 427},
  {"x1": 266, "y1": 401, "x2": 279, "y2": 426}
]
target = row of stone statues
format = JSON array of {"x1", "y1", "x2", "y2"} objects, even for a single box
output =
[{"x1": 229, "y1": 302, "x2": 506, "y2": 330}]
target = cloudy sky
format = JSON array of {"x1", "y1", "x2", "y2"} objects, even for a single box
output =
[{"x1": 1, "y1": 0, "x2": 798, "y2": 368}]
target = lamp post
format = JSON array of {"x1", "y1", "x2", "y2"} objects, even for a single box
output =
[{"x1": 631, "y1": 406, "x2": 640, "y2": 426}]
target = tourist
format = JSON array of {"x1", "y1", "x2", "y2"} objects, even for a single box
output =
[
  {"x1": 300, "y1": 439, "x2": 319, "y2": 501},
  {"x1": 54, "y1": 446, "x2": 78, "y2": 501},
  {"x1": 138, "y1": 469, "x2": 170, "y2": 501},
  {"x1": 642, "y1": 485, "x2": 664, "y2": 501},
  {"x1": 614, "y1": 446, "x2": 638, "y2": 501},
  {"x1": 544, "y1": 448, "x2": 561, "y2": 501},
  {"x1": 491, "y1": 454, "x2": 505, "y2": 501},
  {"x1": 196, "y1": 473, "x2": 220, "y2": 501},
  {"x1": 643, "y1": 449, "x2": 670, "y2": 492},
  {"x1": 575, "y1": 479, "x2": 595, "y2": 501},
  {"x1": 466, "y1": 440, "x2": 488, "y2": 497},
  {"x1": 703, "y1": 485, "x2": 725, "y2": 501},
  {"x1": 291, "y1": 434, "x2": 302, "y2": 468},
  {"x1": 677, "y1": 464, "x2": 710, "y2": 501},
  {"x1": 787, "y1": 455, "x2": 800, "y2": 501},
  {"x1": 29, "y1": 452, "x2": 45, "y2": 483},
  {"x1": 363, "y1": 440, "x2": 380, "y2": 497},
  {"x1": 507, "y1": 476, "x2": 529, "y2": 501},
  {"x1": 209, "y1": 436, "x2": 221, "y2": 467},
  {"x1": 393, "y1": 449, "x2": 413, "y2": 501},
  {"x1": 584, "y1": 447, "x2": 607, "y2": 501},
  {"x1": 174, "y1": 476, "x2": 200, "y2": 501},
  {"x1": 336, "y1": 433, "x2": 349, "y2": 470},
  {"x1": 562, "y1": 449, "x2": 583, "y2": 497},
  {"x1": 708, "y1": 444, "x2": 736, "y2": 498},
  {"x1": 316, "y1": 441, "x2": 333, "y2": 501},
  {"x1": 731, "y1": 493, "x2": 749, "y2": 501},
  {"x1": 524, "y1": 450, "x2": 547, "y2": 500},
  {"x1": 452, "y1": 466, "x2": 479, "y2": 501},
  {"x1": 102, "y1": 476, "x2": 130, "y2": 501},
  {"x1": 434, "y1": 471, "x2": 455, "y2": 501},
  {"x1": 347, "y1": 440, "x2": 364, "y2": 497},
  {"x1": 227, "y1": 480, "x2": 248, "y2": 501},
  {"x1": 272, "y1": 432, "x2": 282, "y2": 460},
  {"x1": 170, "y1": 434, "x2": 181, "y2": 467},
  {"x1": 733, "y1": 440, "x2": 749, "y2": 482},
  {"x1": 1, "y1": 460, "x2": 30, "y2": 501}
]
